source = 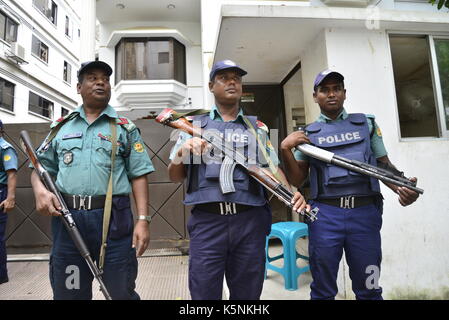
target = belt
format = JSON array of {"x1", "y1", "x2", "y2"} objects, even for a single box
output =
[
  {"x1": 194, "y1": 202, "x2": 254, "y2": 215},
  {"x1": 317, "y1": 196, "x2": 376, "y2": 209},
  {"x1": 61, "y1": 193, "x2": 130, "y2": 211}
]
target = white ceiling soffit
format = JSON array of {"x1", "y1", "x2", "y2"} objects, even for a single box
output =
[
  {"x1": 106, "y1": 28, "x2": 193, "y2": 47},
  {"x1": 96, "y1": 0, "x2": 201, "y2": 23},
  {"x1": 215, "y1": 5, "x2": 449, "y2": 84}
]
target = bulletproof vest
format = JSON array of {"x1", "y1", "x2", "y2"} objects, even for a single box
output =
[
  {"x1": 184, "y1": 114, "x2": 267, "y2": 206},
  {"x1": 306, "y1": 113, "x2": 381, "y2": 199}
]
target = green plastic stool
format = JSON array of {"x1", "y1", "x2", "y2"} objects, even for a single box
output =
[{"x1": 265, "y1": 222, "x2": 310, "y2": 290}]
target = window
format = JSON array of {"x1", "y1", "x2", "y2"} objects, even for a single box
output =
[
  {"x1": 61, "y1": 107, "x2": 69, "y2": 117},
  {"x1": 63, "y1": 61, "x2": 72, "y2": 84},
  {"x1": 33, "y1": 0, "x2": 57, "y2": 25},
  {"x1": 0, "y1": 11, "x2": 18, "y2": 43},
  {"x1": 0, "y1": 77, "x2": 15, "y2": 112},
  {"x1": 115, "y1": 37, "x2": 186, "y2": 84},
  {"x1": 32, "y1": 35, "x2": 48, "y2": 63},
  {"x1": 65, "y1": 15, "x2": 72, "y2": 39},
  {"x1": 389, "y1": 35, "x2": 449, "y2": 138},
  {"x1": 29, "y1": 91, "x2": 53, "y2": 119}
]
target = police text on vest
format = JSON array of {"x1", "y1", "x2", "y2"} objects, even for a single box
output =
[{"x1": 317, "y1": 131, "x2": 361, "y2": 145}]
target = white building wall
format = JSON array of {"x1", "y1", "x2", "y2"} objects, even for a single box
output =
[{"x1": 0, "y1": 0, "x2": 81, "y2": 124}]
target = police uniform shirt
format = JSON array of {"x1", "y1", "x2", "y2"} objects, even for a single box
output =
[
  {"x1": 294, "y1": 108, "x2": 387, "y2": 161},
  {"x1": 36, "y1": 105, "x2": 155, "y2": 196},
  {"x1": 169, "y1": 106, "x2": 280, "y2": 167},
  {"x1": 0, "y1": 137, "x2": 18, "y2": 185}
]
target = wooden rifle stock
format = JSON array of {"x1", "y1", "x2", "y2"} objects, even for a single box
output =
[{"x1": 156, "y1": 108, "x2": 318, "y2": 222}]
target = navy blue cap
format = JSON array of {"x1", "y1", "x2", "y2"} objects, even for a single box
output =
[
  {"x1": 314, "y1": 69, "x2": 344, "y2": 90},
  {"x1": 209, "y1": 60, "x2": 247, "y2": 81},
  {"x1": 77, "y1": 60, "x2": 113, "y2": 82}
]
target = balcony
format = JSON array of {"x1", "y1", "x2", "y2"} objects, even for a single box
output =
[{"x1": 114, "y1": 79, "x2": 187, "y2": 109}]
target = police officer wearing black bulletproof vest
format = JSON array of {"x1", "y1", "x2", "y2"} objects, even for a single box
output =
[
  {"x1": 168, "y1": 60, "x2": 308, "y2": 300},
  {"x1": 280, "y1": 70, "x2": 420, "y2": 300}
]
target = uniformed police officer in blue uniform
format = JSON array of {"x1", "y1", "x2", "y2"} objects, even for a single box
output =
[
  {"x1": 280, "y1": 70, "x2": 420, "y2": 300},
  {"x1": 30, "y1": 61, "x2": 155, "y2": 299},
  {"x1": 0, "y1": 120, "x2": 18, "y2": 285},
  {"x1": 168, "y1": 60, "x2": 308, "y2": 300}
]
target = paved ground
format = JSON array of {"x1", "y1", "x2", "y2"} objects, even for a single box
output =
[{"x1": 0, "y1": 245, "x2": 345, "y2": 300}]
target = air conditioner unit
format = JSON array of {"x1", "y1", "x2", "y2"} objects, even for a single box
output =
[{"x1": 6, "y1": 42, "x2": 28, "y2": 65}]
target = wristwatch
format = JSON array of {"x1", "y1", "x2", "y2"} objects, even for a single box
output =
[{"x1": 137, "y1": 215, "x2": 151, "y2": 224}]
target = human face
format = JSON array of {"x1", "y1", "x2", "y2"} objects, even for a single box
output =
[
  {"x1": 313, "y1": 77, "x2": 346, "y2": 119},
  {"x1": 77, "y1": 68, "x2": 111, "y2": 109},
  {"x1": 209, "y1": 69, "x2": 243, "y2": 107}
]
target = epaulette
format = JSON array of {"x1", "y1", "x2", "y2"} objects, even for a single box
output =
[
  {"x1": 256, "y1": 120, "x2": 269, "y2": 133},
  {"x1": 50, "y1": 111, "x2": 79, "y2": 129},
  {"x1": 0, "y1": 140, "x2": 12, "y2": 150},
  {"x1": 116, "y1": 117, "x2": 137, "y2": 132}
]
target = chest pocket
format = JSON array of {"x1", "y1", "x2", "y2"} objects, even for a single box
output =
[
  {"x1": 57, "y1": 139, "x2": 83, "y2": 167},
  {"x1": 94, "y1": 138, "x2": 123, "y2": 168}
]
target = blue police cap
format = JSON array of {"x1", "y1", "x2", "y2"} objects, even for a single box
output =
[
  {"x1": 209, "y1": 60, "x2": 247, "y2": 81},
  {"x1": 314, "y1": 69, "x2": 344, "y2": 90},
  {"x1": 77, "y1": 60, "x2": 113, "y2": 82}
]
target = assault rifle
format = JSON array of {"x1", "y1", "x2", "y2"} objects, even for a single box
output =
[
  {"x1": 20, "y1": 130, "x2": 112, "y2": 300},
  {"x1": 155, "y1": 108, "x2": 318, "y2": 222},
  {"x1": 295, "y1": 143, "x2": 424, "y2": 194}
]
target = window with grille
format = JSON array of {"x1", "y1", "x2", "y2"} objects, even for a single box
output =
[
  {"x1": 115, "y1": 37, "x2": 186, "y2": 84},
  {"x1": 0, "y1": 11, "x2": 18, "y2": 43},
  {"x1": 29, "y1": 91, "x2": 53, "y2": 119},
  {"x1": 0, "y1": 77, "x2": 15, "y2": 112},
  {"x1": 389, "y1": 35, "x2": 449, "y2": 139},
  {"x1": 32, "y1": 35, "x2": 49, "y2": 63}
]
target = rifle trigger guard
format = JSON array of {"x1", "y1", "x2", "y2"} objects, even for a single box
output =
[{"x1": 219, "y1": 155, "x2": 237, "y2": 194}]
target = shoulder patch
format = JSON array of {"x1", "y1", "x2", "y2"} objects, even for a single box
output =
[
  {"x1": 256, "y1": 120, "x2": 269, "y2": 133},
  {"x1": 116, "y1": 117, "x2": 136, "y2": 132},
  {"x1": 50, "y1": 112, "x2": 79, "y2": 129}
]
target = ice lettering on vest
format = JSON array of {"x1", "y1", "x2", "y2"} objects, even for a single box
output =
[{"x1": 317, "y1": 131, "x2": 361, "y2": 145}]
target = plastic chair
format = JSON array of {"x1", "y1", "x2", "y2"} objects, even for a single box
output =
[{"x1": 265, "y1": 221, "x2": 310, "y2": 290}]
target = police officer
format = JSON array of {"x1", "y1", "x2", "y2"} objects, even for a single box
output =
[
  {"x1": 168, "y1": 60, "x2": 308, "y2": 300},
  {"x1": 0, "y1": 120, "x2": 17, "y2": 285},
  {"x1": 30, "y1": 61, "x2": 154, "y2": 299},
  {"x1": 280, "y1": 70, "x2": 420, "y2": 300}
]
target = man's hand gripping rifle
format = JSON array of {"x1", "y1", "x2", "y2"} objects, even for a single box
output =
[
  {"x1": 19, "y1": 130, "x2": 112, "y2": 300},
  {"x1": 156, "y1": 108, "x2": 318, "y2": 222}
]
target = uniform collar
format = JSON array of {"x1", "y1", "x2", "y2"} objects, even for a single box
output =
[
  {"x1": 318, "y1": 108, "x2": 348, "y2": 123},
  {"x1": 76, "y1": 104, "x2": 118, "y2": 122},
  {"x1": 211, "y1": 105, "x2": 244, "y2": 123}
]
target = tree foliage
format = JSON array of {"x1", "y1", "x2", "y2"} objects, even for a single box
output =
[{"x1": 429, "y1": 0, "x2": 449, "y2": 10}]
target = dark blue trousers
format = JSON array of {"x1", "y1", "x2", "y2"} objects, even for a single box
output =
[
  {"x1": 307, "y1": 199, "x2": 383, "y2": 300},
  {"x1": 0, "y1": 184, "x2": 8, "y2": 282},
  {"x1": 50, "y1": 197, "x2": 139, "y2": 300},
  {"x1": 188, "y1": 204, "x2": 272, "y2": 300}
]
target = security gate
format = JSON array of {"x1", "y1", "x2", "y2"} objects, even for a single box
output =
[{"x1": 4, "y1": 105, "x2": 289, "y2": 254}]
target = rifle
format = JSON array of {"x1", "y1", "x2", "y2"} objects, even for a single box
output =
[
  {"x1": 20, "y1": 130, "x2": 112, "y2": 300},
  {"x1": 295, "y1": 143, "x2": 424, "y2": 194},
  {"x1": 155, "y1": 108, "x2": 318, "y2": 222}
]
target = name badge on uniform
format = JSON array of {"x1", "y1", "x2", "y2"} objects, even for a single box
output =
[
  {"x1": 62, "y1": 132, "x2": 83, "y2": 140},
  {"x1": 63, "y1": 151, "x2": 73, "y2": 165}
]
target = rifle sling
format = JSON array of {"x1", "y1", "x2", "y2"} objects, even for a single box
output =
[{"x1": 99, "y1": 118, "x2": 117, "y2": 272}]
